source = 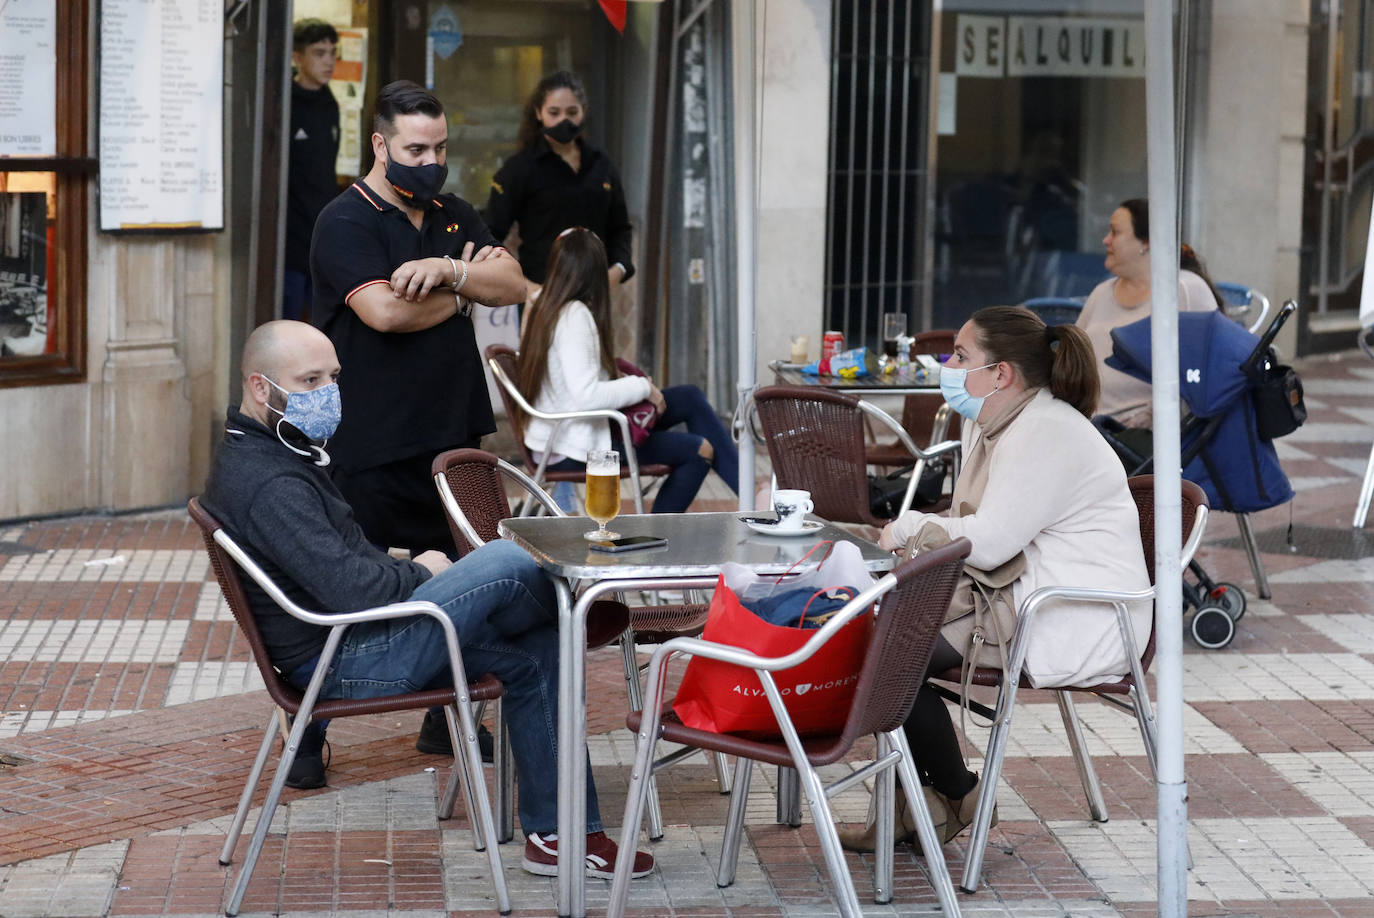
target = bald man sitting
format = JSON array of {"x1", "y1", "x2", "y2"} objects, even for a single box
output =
[{"x1": 199, "y1": 320, "x2": 652, "y2": 879}]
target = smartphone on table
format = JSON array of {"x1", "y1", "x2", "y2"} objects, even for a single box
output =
[{"x1": 589, "y1": 535, "x2": 668, "y2": 553}]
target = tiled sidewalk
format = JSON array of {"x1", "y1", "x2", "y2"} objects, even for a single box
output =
[{"x1": 0, "y1": 350, "x2": 1371, "y2": 917}]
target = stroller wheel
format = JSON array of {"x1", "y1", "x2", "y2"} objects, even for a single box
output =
[
  {"x1": 1210, "y1": 582, "x2": 1247, "y2": 621},
  {"x1": 1191, "y1": 606, "x2": 1236, "y2": 650}
]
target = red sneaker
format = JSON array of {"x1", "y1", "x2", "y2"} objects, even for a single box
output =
[{"x1": 522, "y1": 831, "x2": 655, "y2": 879}]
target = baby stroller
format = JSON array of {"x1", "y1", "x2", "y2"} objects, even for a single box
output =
[{"x1": 1101, "y1": 302, "x2": 1300, "y2": 649}]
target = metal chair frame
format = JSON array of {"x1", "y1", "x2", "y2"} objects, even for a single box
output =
[
  {"x1": 866, "y1": 330, "x2": 960, "y2": 472},
  {"x1": 938, "y1": 477, "x2": 1210, "y2": 893},
  {"x1": 1216, "y1": 281, "x2": 1272, "y2": 335},
  {"x1": 607, "y1": 541, "x2": 974, "y2": 918},
  {"x1": 485, "y1": 344, "x2": 665, "y2": 515},
  {"x1": 188, "y1": 499, "x2": 510, "y2": 916}
]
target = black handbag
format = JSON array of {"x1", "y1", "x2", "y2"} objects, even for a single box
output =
[
  {"x1": 868, "y1": 459, "x2": 948, "y2": 518},
  {"x1": 1249, "y1": 355, "x2": 1306, "y2": 440}
]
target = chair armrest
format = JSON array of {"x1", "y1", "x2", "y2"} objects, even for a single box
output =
[{"x1": 859, "y1": 400, "x2": 963, "y2": 514}]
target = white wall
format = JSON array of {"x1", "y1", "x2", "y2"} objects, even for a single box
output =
[
  {"x1": 753, "y1": 0, "x2": 833, "y2": 382},
  {"x1": 1194, "y1": 0, "x2": 1309, "y2": 352}
]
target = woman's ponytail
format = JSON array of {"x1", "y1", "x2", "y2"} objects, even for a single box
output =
[{"x1": 1044, "y1": 324, "x2": 1099, "y2": 418}]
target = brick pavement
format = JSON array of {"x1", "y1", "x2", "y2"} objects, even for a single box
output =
[{"x1": 0, "y1": 349, "x2": 1371, "y2": 917}]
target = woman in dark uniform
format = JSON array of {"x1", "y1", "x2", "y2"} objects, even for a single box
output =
[{"x1": 485, "y1": 71, "x2": 633, "y2": 300}]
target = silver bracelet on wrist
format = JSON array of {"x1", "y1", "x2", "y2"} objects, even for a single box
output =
[
  {"x1": 445, "y1": 255, "x2": 459, "y2": 285},
  {"x1": 455, "y1": 258, "x2": 469, "y2": 292}
]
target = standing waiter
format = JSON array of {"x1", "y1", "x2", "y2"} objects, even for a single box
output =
[
  {"x1": 485, "y1": 71, "x2": 634, "y2": 299},
  {"x1": 309, "y1": 80, "x2": 525, "y2": 558}
]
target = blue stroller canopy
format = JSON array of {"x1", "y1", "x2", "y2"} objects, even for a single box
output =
[
  {"x1": 1104, "y1": 311, "x2": 1293, "y2": 513},
  {"x1": 1106, "y1": 310, "x2": 1257, "y2": 417}
]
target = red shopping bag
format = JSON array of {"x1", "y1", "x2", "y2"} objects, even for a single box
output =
[{"x1": 671, "y1": 571, "x2": 874, "y2": 738}]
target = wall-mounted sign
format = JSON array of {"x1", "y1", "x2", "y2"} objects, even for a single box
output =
[
  {"x1": 98, "y1": 0, "x2": 224, "y2": 232},
  {"x1": 0, "y1": 0, "x2": 57, "y2": 157},
  {"x1": 955, "y1": 15, "x2": 1145, "y2": 79}
]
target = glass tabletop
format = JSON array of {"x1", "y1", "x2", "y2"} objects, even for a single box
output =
[
  {"x1": 769, "y1": 360, "x2": 939, "y2": 393},
  {"x1": 499, "y1": 511, "x2": 895, "y2": 580}
]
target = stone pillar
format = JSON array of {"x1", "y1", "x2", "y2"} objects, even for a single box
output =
[
  {"x1": 1195, "y1": 0, "x2": 1308, "y2": 351},
  {"x1": 754, "y1": 0, "x2": 833, "y2": 380}
]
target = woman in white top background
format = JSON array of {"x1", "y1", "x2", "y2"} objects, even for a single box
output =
[
  {"x1": 1076, "y1": 197, "x2": 1222, "y2": 431},
  {"x1": 514, "y1": 228, "x2": 739, "y2": 513}
]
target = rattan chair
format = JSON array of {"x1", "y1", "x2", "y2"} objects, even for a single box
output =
[
  {"x1": 607, "y1": 539, "x2": 973, "y2": 918},
  {"x1": 188, "y1": 499, "x2": 510, "y2": 916},
  {"x1": 930, "y1": 476, "x2": 1210, "y2": 893},
  {"x1": 432, "y1": 447, "x2": 720, "y2": 840},
  {"x1": 485, "y1": 344, "x2": 671, "y2": 514},
  {"x1": 866, "y1": 329, "x2": 961, "y2": 473},
  {"x1": 753, "y1": 384, "x2": 961, "y2": 527}
]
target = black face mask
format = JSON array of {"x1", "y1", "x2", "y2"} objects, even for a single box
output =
[
  {"x1": 383, "y1": 141, "x2": 448, "y2": 204},
  {"x1": 543, "y1": 119, "x2": 581, "y2": 145}
]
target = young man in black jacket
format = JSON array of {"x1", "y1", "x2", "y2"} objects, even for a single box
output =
[{"x1": 200, "y1": 319, "x2": 652, "y2": 879}]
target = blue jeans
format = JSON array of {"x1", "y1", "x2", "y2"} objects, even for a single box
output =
[
  {"x1": 302, "y1": 540, "x2": 600, "y2": 836},
  {"x1": 553, "y1": 384, "x2": 740, "y2": 513},
  {"x1": 282, "y1": 269, "x2": 311, "y2": 321}
]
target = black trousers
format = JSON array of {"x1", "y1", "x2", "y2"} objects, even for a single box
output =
[
  {"x1": 332, "y1": 439, "x2": 481, "y2": 558},
  {"x1": 903, "y1": 635, "x2": 978, "y2": 799}
]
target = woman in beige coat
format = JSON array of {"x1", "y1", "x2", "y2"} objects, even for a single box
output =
[{"x1": 843, "y1": 306, "x2": 1149, "y2": 853}]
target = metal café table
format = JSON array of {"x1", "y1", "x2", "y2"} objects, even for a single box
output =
[
  {"x1": 498, "y1": 511, "x2": 895, "y2": 918},
  {"x1": 769, "y1": 359, "x2": 940, "y2": 396}
]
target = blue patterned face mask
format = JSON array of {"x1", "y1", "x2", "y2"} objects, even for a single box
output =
[
  {"x1": 938, "y1": 362, "x2": 997, "y2": 422},
  {"x1": 263, "y1": 376, "x2": 342, "y2": 440}
]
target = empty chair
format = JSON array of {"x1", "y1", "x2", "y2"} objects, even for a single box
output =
[
  {"x1": 188, "y1": 498, "x2": 509, "y2": 916},
  {"x1": 866, "y1": 329, "x2": 962, "y2": 473},
  {"x1": 753, "y1": 384, "x2": 961, "y2": 527},
  {"x1": 1215, "y1": 281, "x2": 1272, "y2": 334},
  {"x1": 432, "y1": 447, "x2": 720, "y2": 840},
  {"x1": 930, "y1": 477, "x2": 1209, "y2": 892},
  {"x1": 1020, "y1": 296, "x2": 1086, "y2": 326},
  {"x1": 608, "y1": 539, "x2": 973, "y2": 918},
  {"x1": 486, "y1": 343, "x2": 670, "y2": 514}
]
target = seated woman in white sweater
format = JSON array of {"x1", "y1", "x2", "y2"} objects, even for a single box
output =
[
  {"x1": 841, "y1": 306, "x2": 1149, "y2": 855},
  {"x1": 514, "y1": 228, "x2": 739, "y2": 513}
]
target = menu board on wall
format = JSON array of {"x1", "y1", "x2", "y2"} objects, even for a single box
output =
[
  {"x1": 99, "y1": 0, "x2": 224, "y2": 232},
  {"x1": 0, "y1": 0, "x2": 57, "y2": 157}
]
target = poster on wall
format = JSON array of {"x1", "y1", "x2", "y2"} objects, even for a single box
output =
[
  {"x1": 98, "y1": 0, "x2": 224, "y2": 232},
  {"x1": 0, "y1": 192, "x2": 51, "y2": 357},
  {"x1": 0, "y1": 0, "x2": 57, "y2": 157},
  {"x1": 331, "y1": 28, "x2": 368, "y2": 177}
]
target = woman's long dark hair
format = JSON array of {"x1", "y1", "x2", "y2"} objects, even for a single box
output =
[
  {"x1": 515, "y1": 228, "x2": 616, "y2": 415},
  {"x1": 1119, "y1": 198, "x2": 1223, "y2": 308},
  {"x1": 517, "y1": 71, "x2": 589, "y2": 150},
  {"x1": 971, "y1": 306, "x2": 1100, "y2": 418}
]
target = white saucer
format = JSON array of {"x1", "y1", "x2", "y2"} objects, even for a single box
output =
[{"x1": 744, "y1": 518, "x2": 824, "y2": 537}]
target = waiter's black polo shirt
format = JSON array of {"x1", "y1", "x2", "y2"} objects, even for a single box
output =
[
  {"x1": 310, "y1": 181, "x2": 499, "y2": 472},
  {"x1": 485, "y1": 137, "x2": 633, "y2": 285}
]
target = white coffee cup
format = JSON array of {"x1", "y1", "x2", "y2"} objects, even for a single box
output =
[{"x1": 771, "y1": 489, "x2": 814, "y2": 531}]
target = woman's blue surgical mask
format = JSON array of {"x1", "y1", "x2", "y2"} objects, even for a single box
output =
[
  {"x1": 939, "y1": 362, "x2": 997, "y2": 421},
  {"x1": 264, "y1": 376, "x2": 342, "y2": 440}
]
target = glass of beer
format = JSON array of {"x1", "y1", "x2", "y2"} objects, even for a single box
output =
[{"x1": 583, "y1": 449, "x2": 622, "y2": 541}]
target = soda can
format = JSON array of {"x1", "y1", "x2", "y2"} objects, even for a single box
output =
[{"x1": 822, "y1": 330, "x2": 845, "y2": 360}]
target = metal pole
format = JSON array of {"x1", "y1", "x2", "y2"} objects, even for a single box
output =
[
  {"x1": 732, "y1": 0, "x2": 758, "y2": 510},
  {"x1": 1144, "y1": 1, "x2": 1186, "y2": 914}
]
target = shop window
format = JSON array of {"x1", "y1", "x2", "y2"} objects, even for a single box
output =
[{"x1": 0, "y1": 2, "x2": 92, "y2": 388}]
